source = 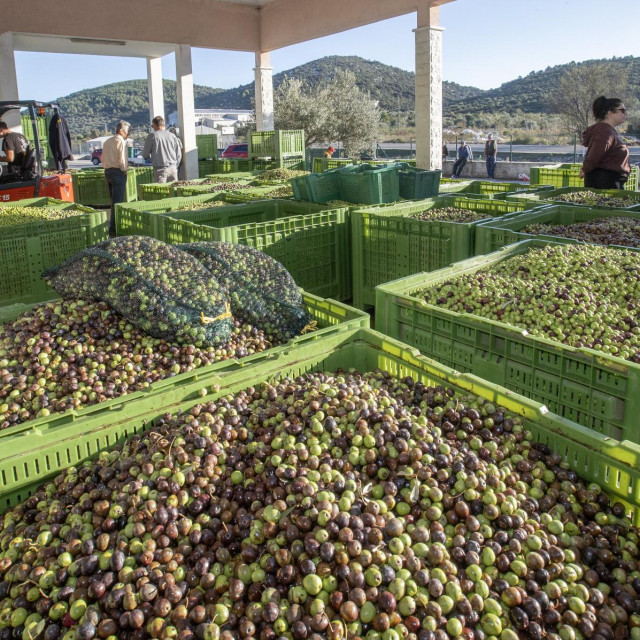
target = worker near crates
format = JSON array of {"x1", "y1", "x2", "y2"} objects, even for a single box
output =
[
  {"x1": 102, "y1": 120, "x2": 132, "y2": 236},
  {"x1": 0, "y1": 120, "x2": 28, "y2": 175},
  {"x1": 142, "y1": 116, "x2": 183, "y2": 183}
]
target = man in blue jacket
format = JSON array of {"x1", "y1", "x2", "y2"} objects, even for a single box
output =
[{"x1": 451, "y1": 140, "x2": 473, "y2": 178}]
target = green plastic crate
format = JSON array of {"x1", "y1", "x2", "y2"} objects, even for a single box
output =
[
  {"x1": 198, "y1": 159, "x2": 217, "y2": 178},
  {"x1": 350, "y1": 196, "x2": 538, "y2": 310},
  {"x1": 115, "y1": 192, "x2": 232, "y2": 237},
  {"x1": 71, "y1": 169, "x2": 137, "y2": 206},
  {"x1": 376, "y1": 238, "x2": 640, "y2": 442},
  {"x1": 504, "y1": 186, "x2": 640, "y2": 211},
  {"x1": 158, "y1": 200, "x2": 351, "y2": 300},
  {"x1": 217, "y1": 158, "x2": 254, "y2": 173},
  {"x1": 338, "y1": 164, "x2": 399, "y2": 205},
  {"x1": 291, "y1": 170, "x2": 343, "y2": 204},
  {"x1": 138, "y1": 182, "x2": 176, "y2": 201},
  {"x1": 475, "y1": 204, "x2": 640, "y2": 255},
  {"x1": 0, "y1": 294, "x2": 369, "y2": 511},
  {"x1": 312, "y1": 157, "x2": 358, "y2": 173},
  {"x1": 0, "y1": 201, "x2": 107, "y2": 305},
  {"x1": 438, "y1": 180, "x2": 549, "y2": 198},
  {"x1": 196, "y1": 134, "x2": 218, "y2": 159},
  {"x1": 249, "y1": 130, "x2": 305, "y2": 158},
  {"x1": 399, "y1": 166, "x2": 441, "y2": 199},
  {"x1": 133, "y1": 166, "x2": 155, "y2": 187},
  {"x1": 530, "y1": 163, "x2": 639, "y2": 191},
  {"x1": 6, "y1": 327, "x2": 640, "y2": 524}
]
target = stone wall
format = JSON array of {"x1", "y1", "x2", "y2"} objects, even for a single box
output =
[{"x1": 442, "y1": 160, "x2": 548, "y2": 181}]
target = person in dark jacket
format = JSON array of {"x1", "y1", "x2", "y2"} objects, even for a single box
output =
[
  {"x1": 451, "y1": 141, "x2": 472, "y2": 178},
  {"x1": 484, "y1": 134, "x2": 498, "y2": 178},
  {"x1": 580, "y1": 96, "x2": 630, "y2": 190},
  {"x1": 48, "y1": 114, "x2": 74, "y2": 172}
]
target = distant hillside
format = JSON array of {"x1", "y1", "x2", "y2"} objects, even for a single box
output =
[
  {"x1": 445, "y1": 56, "x2": 640, "y2": 122},
  {"x1": 56, "y1": 55, "x2": 640, "y2": 138},
  {"x1": 56, "y1": 56, "x2": 482, "y2": 137},
  {"x1": 57, "y1": 80, "x2": 226, "y2": 137}
]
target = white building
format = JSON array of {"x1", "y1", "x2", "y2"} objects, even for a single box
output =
[{"x1": 168, "y1": 108, "x2": 253, "y2": 128}]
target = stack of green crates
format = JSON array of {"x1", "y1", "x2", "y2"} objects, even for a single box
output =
[
  {"x1": 71, "y1": 169, "x2": 137, "y2": 206},
  {"x1": 530, "y1": 163, "x2": 639, "y2": 191},
  {"x1": 0, "y1": 198, "x2": 107, "y2": 306},
  {"x1": 249, "y1": 130, "x2": 305, "y2": 169},
  {"x1": 350, "y1": 195, "x2": 540, "y2": 309}
]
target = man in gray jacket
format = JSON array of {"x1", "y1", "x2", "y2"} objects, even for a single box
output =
[{"x1": 142, "y1": 116, "x2": 183, "y2": 183}]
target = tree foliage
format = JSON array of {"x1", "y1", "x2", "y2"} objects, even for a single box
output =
[
  {"x1": 547, "y1": 63, "x2": 630, "y2": 134},
  {"x1": 274, "y1": 70, "x2": 380, "y2": 156}
]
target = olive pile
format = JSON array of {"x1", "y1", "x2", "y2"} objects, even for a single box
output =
[
  {"x1": 178, "y1": 242, "x2": 312, "y2": 342},
  {"x1": 256, "y1": 169, "x2": 308, "y2": 181},
  {"x1": 409, "y1": 208, "x2": 491, "y2": 224},
  {"x1": 521, "y1": 217, "x2": 640, "y2": 248},
  {"x1": 1, "y1": 369, "x2": 639, "y2": 640},
  {"x1": 172, "y1": 181, "x2": 243, "y2": 189},
  {"x1": 45, "y1": 237, "x2": 234, "y2": 349},
  {"x1": 0, "y1": 206, "x2": 84, "y2": 228},
  {"x1": 421, "y1": 244, "x2": 640, "y2": 361},
  {"x1": 173, "y1": 202, "x2": 226, "y2": 212},
  {"x1": 549, "y1": 191, "x2": 636, "y2": 209},
  {"x1": 0, "y1": 298, "x2": 285, "y2": 429}
]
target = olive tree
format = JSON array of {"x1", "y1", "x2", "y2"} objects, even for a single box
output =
[
  {"x1": 274, "y1": 70, "x2": 380, "y2": 156},
  {"x1": 548, "y1": 63, "x2": 629, "y2": 134}
]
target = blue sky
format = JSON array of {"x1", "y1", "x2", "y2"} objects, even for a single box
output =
[{"x1": 15, "y1": 0, "x2": 640, "y2": 102}]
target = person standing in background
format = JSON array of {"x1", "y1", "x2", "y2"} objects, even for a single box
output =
[
  {"x1": 442, "y1": 142, "x2": 449, "y2": 162},
  {"x1": 580, "y1": 96, "x2": 630, "y2": 190},
  {"x1": 484, "y1": 134, "x2": 498, "y2": 179},
  {"x1": 324, "y1": 146, "x2": 335, "y2": 159},
  {"x1": 102, "y1": 120, "x2": 131, "y2": 236},
  {"x1": 142, "y1": 116, "x2": 183, "y2": 183},
  {"x1": 451, "y1": 140, "x2": 472, "y2": 178}
]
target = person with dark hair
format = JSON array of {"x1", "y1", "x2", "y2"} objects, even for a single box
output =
[
  {"x1": 580, "y1": 96, "x2": 630, "y2": 190},
  {"x1": 142, "y1": 115, "x2": 183, "y2": 183},
  {"x1": 0, "y1": 120, "x2": 28, "y2": 174},
  {"x1": 484, "y1": 134, "x2": 498, "y2": 179},
  {"x1": 451, "y1": 140, "x2": 472, "y2": 178},
  {"x1": 442, "y1": 142, "x2": 449, "y2": 162}
]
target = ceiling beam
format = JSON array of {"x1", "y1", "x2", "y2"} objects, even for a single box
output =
[
  {"x1": 260, "y1": 0, "x2": 456, "y2": 51},
  {"x1": 5, "y1": 0, "x2": 261, "y2": 51}
]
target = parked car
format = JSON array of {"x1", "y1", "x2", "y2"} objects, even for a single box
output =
[
  {"x1": 91, "y1": 149, "x2": 102, "y2": 165},
  {"x1": 128, "y1": 153, "x2": 152, "y2": 166},
  {"x1": 221, "y1": 143, "x2": 248, "y2": 159}
]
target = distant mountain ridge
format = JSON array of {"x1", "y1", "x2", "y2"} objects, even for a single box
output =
[{"x1": 55, "y1": 54, "x2": 640, "y2": 137}]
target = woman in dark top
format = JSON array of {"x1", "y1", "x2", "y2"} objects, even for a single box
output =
[{"x1": 580, "y1": 96, "x2": 630, "y2": 190}]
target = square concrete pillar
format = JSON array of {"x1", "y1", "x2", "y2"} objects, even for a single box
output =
[
  {"x1": 147, "y1": 56, "x2": 165, "y2": 123},
  {"x1": 254, "y1": 51, "x2": 274, "y2": 132},
  {"x1": 175, "y1": 44, "x2": 198, "y2": 179},
  {"x1": 414, "y1": 23, "x2": 444, "y2": 170},
  {"x1": 0, "y1": 32, "x2": 21, "y2": 131}
]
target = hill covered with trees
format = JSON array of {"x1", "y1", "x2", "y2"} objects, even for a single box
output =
[{"x1": 55, "y1": 55, "x2": 640, "y2": 138}]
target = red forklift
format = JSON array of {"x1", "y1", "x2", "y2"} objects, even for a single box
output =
[{"x1": 0, "y1": 100, "x2": 74, "y2": 202}]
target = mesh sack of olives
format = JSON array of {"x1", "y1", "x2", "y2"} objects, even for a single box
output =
[
  {"x1": 177, "y1": 241, "x2": 313, "y2": 341},
  {"x1": 44, "y1": 236, "x2": 233, "y2": 347}
]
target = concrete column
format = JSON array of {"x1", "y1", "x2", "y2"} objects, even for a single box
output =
[
  {"x1": 0, "y1": 32, "x2": 21, "y2": 131},
  {"x1": 254, "y1": 51, "x2": 274, "y2": 132},
  {"x1": 147, "y1": 56, "x2": 165, "y2": 122},
  {"x1": 175, "y1": 44, "x2": 198, "y2": 179},
  {"x1": 414, "y1": 6, "x2": 443, "y2": 170}
]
